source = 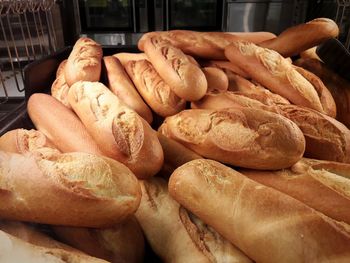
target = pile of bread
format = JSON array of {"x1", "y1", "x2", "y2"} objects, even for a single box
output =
[{"x1": 1, "y1": 17, "x2": 350, "y2": 262}]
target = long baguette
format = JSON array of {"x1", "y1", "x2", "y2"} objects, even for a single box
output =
[{"x1": 169, "y1": 159, "x2": 350, "y2": 263}]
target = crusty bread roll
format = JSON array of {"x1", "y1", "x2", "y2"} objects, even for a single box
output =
[
  {"x1": 113, "y1": 52, "x2": 149, "y2": 66},
  {"x1": 143, "y1": 37, "x2": 207, "y2": 101},
  {"x1": 0, "y1": 150, "x2": 141, "y2": 227},
  {"x1": 159, "y1": 108, "x2": 305, "y2": 170},
  {"x1": 259, "y1": 18, "x2": 339, "y2": 57},
  {"x1": 125, "y1": 59, "x2": 186, "y2": 117},
  {"x1": 278, "y1": 104, "x2": 350, "y2": 163},
  {"x1": 225, "y1": 41, "x2": 325, "y2": 113},
  {"x1": 27, "y1": 93, "x2": 103, "y2": 155},
  {"x1": 138, "y1": 31, "x2": 274, "y2": 60},
  {"x1": 293, "y1": 65, "x2": 336, "y2": 117},
  {"x1": 53, "y1": 217, "x2": 144, "y2": 263},
  {"x1": 0, "y1": 129, "x2": 57, "y2": 154},
  {"x1": 169, "y1": 159, "x2": 350, "y2": 263},
  {"x1": 135, "y1": 177, "x2": 252, "y2": 263},
  {"x1": 103, "y1": 56, "x2": 153, "y2": 123},
  {"x1": 68, "y1": 81, "x2": 163, "y2": 179},
  {"x1": 240, "y1": 158, "x2": 350, "y2": 225},
  {"x1": 65, "y1": 37, "x2": 102, "y2": 86},
  {"x1": 202, "y1": 67, "x2": 228, "y2": 94},
  {"x1": 295, "y1": 58, "x2": 350, "y2": 128},
  {"x1": 51, "y1": 59, "x2": 71, "y2": 109},
  {"x1": 0, "y1": 230, "x2": 107, "y2": 263}
]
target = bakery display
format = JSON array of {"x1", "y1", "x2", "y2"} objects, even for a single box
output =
[{"x1": 2, "y1": 18, "x2": 350, "y2": 262}]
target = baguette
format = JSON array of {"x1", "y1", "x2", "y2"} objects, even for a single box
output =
[
  {"x1": 27, "y1": 93, "x2": 103, "y2": 155},
  {"x1": 295, "y1": 58, "x2": 350, "y2": 127},
  {"x1": 205, "y1": 60, "x2": 249, "y2": 78},
  {"x1": 240, "y1": 158, "x2": 350, "y2": 225},
  {"x1": 278, "y1": 104, "x2": 350, "y2": 163},
  {"x1": 56, "y1": 59, "x2": 67, "y2": 78},
  {"x1": 159, "y1": 108, "x2": 305, "y2": 170},
  {"x1": 125, "y1": 59, "x2": 186, "y2": 117},
  {"x1": 259, "y1": 18, "x2": 339, "y2": 57},
  {"x1": 300, "y1": 47, "x2": 322, "y2": 61},
  {"x1": 135, "y1": 177, "x2": 252, "y2": 263},
  {"x1": 68, "y1": 81, "x2": 164, "y2": 179},
  {"x1": 143, "y1": 36, "x2": 207, "y2": 101},
  {"x1": 53, "y1": 217, "x2": 144, "y2": 263},
  {"x1": 0, "y1": 230, "x2": 107, "y2": 263},
  {"x1": 139, "y1": 31, "x2": 274, "y2": 60},
  {"x1": 65, "y1": 37, "x2": 102, "y2": 86},
  {"x1": 202, "y1": 67, "x2": 228, "y2": 94},
  {"x1": 0, "y1": 150, "x2": 141, "y2": 227},
  {"x1": 113, "y1": 52, "x2": 149, "y2": 66},
  {"x1": 51, "y1": 59, "x2": 71, "y2": 109},
  {"x1": 225, "y1": 41, "x2": 324, "y2": 112},
  {"x1": 0, "y1": 129, "x2": 56, "y2": 154},
  {"x1": 169, "y1": 159, "x2": 350, "y2": 263},
  {"x1": 103, "y1": 56, "x2": 153, "y2": 123}
]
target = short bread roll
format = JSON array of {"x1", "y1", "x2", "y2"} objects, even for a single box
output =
[
  {"x1": 159, "y1": 108, "x2": 305, "y2": 170},
  {"x1": 143, "y1": 36, "x2": 207, "y2": 101},
  {"x1": 0, "y1": 151, "x2": 141, "y2": 227},
  {"x1": 65, "y1": 37, "x2": 102, "y2": 86},
  {"x1": 68, "y1": 81, "x2": 163, "y2": 179},
  {"x1": 169, "y1": 159, "x2": 350, "y2": 263}
]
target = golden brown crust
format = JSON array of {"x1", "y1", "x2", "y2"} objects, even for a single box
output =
[
  {"x1": 135, "y1": 178, "x2": 251, "y2": 263},
  {"x1": 27, "y1": 93, "x2": 103, "y2": 155},
  {"x1": 56, "y1": 60, "x2": 67, "y2": 78},
  {"x1": 52, "y1": 59, "x2": 71, "y2": 109},
  {"x1": 0, "y1": 151, "x2": 141, "y2": 227},
  {"x1": 202, "y1": 67, "x2": 229, "y2": 94},
  {"x1": 125, "y1": 59, "x2": 186, "y2": 117},
  {"x1": 143, "y1": 37, "x2": 207, "y2": 101},
  {"x1": 205, "y1": 60, "x2": 249, "y2": 78},
  {"x1": 259, "y1": 18, "x2": 339, "y2": 57},
  {"x1": 65, "y1": 37, "x2": 102, "y2": 86},
  {"x1": 113, "y1": 52, "x2": 149, "y2": 66},
  {"x1": 169, "y1": 159, "x2": 350, "y2": 263},
  {"x1": 68, "y1": 81, "x2": 163, "y2": 179},
  {"x1": 159, "y1": 108, "x2": 305, "y2": 169},
  {"x1": 103, "y1": 56, "x2": 153, "y2": 123},
  {"x1": 225, "y1": 41, "x2": 324, "y2": 112}
]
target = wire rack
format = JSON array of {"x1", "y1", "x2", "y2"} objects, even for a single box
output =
[
  {"x1": 335, "y1": 0, "x2": 350, "y2": 48},
  {"x1": 0, "y1": 0, "x2": 57, "y2": 105}
]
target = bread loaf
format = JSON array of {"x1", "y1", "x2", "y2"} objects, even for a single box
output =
[
  {"x1": 225, "y1": 41, "x2": 324, "y2": 112},
  {"x1": 259, "y1": 18, "x2": 339, "y2": 57},
  {"x1": 0, "y1": 151, "x2": 141, "y2": 227},
  {"x1": 0, "y1": 129, "x2": 56, "y2": 154},
  {"x1": 51, "y1": 59, "x2": 71, "y2": 109},
  {"x1": 202, "y1": 67, "x2": 228, "y2": 94},
  {"x1": 169, "y1": 159, "x2": 350, "y2": 263},
  {"x1": 278, "y1": 104, "x2": 350, "y2": 163},
  {"x1": 300, "y1": 47, "x2": 322, "y2": 61},
  {"x1": 143, "y1": 36, "x2": 207, "y2": 101},
  {"x1": 68, "y1": 81, "x2": 163, "y2": 179},
  {"x1": 159, "y1": 108, "x2": 305, "y2": 169},
  {"x1": 65, "y1": 37, "x2": 102, "y2": 86},
  {"x1": 28, "y1": 93, "x2": 103, "y2": 155},
  {"x1": 135, "y1": 177, "x2": 252, "y2": 263},
  {"x1": 125, "y1": 59, "x2": 186, "y2": 117},
  {"x1": 103, "y1": 56, "x2": 153, "y2": 123},
  {"x1": 240, "y1": 158, "x2": 350, "y2": 225},
  {"x1": 295, "y1": 58, "x2": 350, "y2": 128},
  {"x1": 205, "y1": 60, "x2": 249, "y2": 78},
  {"x1": 53, "y1": 217, "x2": 144, "y2": 263},
  {"x1": 113, "y1": 52, "x2": 149, "y2": 66},
  {"x1": 0, "y1": 230, "x2": 107, "y2": 263}
]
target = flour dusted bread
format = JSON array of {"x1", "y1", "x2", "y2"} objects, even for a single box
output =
[
  {"x1": 240, "y1": 158, "x2": 350, "y2": 225},
  {"x1": 143, "y1": 36, "x2": 207, "y2": 101},
  {"x1": 0, "y1": 151, "x2": 141, "y2": 227},
  {"x1": 53, "y1": 217, "x2": 144, "y2": 263},
  {"x1": 0, "y1": 230, "x2": 107, "y2": 263},
  {"x1": 0, "y1": 129, "x2": 56, "y2": 154},
  {"x1": 65, "y1": 37, "x2": 102, "y2": 86},
  {"x1": 28, "y1": 93, "x2": 103, "y2": 155},
  {"x1": 125, "y1": 59, "x2": 186, "y2": 117},
  {"x1": 68, "y1": 81, "x2": 163, "y2": 179},
  {"x1": 135, "y1": 177, "x2": 252, "y2": 263},
  {"x1": 169, "y1": 159, "x2": 350, "y2": 263},
  {"x1": 159, "y1": 108, "x2": 305, "y2": 169},
  {"x1": 259, "y1": 18, "x2": 339, "y2": 57},
  {"x1": 225, "y1": 41, "x2": 325, "y2": 113},
  {"x1": 103, "y1": 56, "x2": 153, "y2": 123}
]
